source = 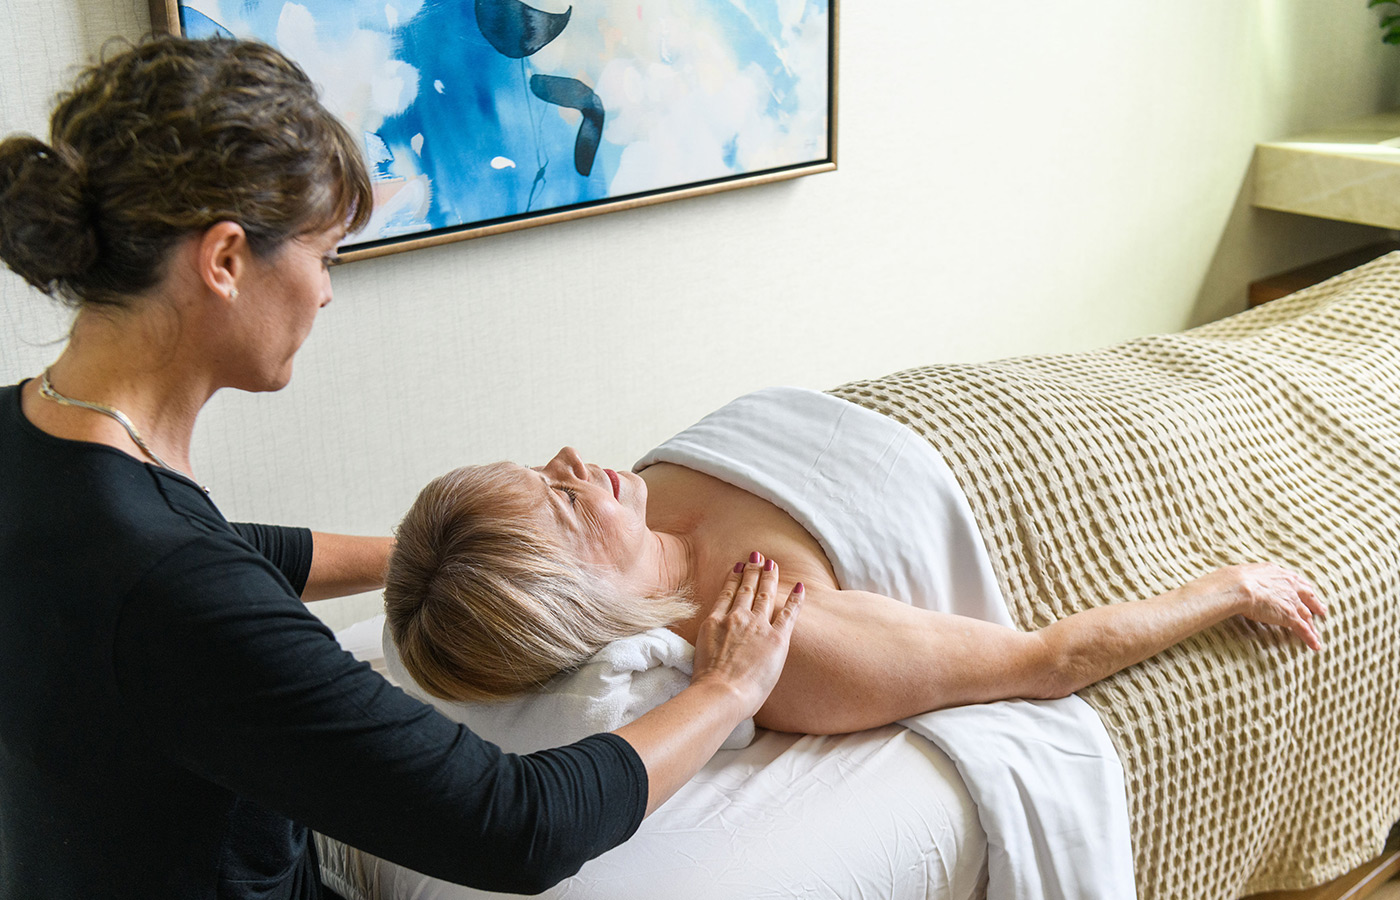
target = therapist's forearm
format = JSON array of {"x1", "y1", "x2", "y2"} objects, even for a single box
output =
[
  {"x1": 304, "y1": 532, "x2": 395, "y2": 602},
  {"x1": 613, "y1": 557, "x2": 801, "y2": 817},
  {"x1": 613, "y1": 678, "x2": 752, "y2": 817}
]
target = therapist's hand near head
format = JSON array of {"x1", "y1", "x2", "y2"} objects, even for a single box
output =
[
  {"x1": 617, "y1": 554, "x2": 802, "y2": 815},
  {"x1": 0, "y1": 33, "x2": 799, "y2": 900}
]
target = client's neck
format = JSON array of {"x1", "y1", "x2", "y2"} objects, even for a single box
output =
[
  {"x1": 643, "y1": 526, "x2": 750, "y2": 647},
  {"x1": 644, "y1": 530, "x2": 700, "y2": 598}
]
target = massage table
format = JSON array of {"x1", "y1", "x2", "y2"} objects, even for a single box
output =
[
  {"x1": 319, "y1": 252, "x2": 1400, "y2": 899},
  {"x1": 322, "y1": 619, "x2": 990, "y2": 900}
]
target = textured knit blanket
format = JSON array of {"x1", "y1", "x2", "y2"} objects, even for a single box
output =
[{"x1": 829, "y1": 253, "x2": 1400, "y2": 900}]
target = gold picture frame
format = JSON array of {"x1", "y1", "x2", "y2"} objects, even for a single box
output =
[{"x1": 151, "y1": 0, "x2": 838, "y2": 263}]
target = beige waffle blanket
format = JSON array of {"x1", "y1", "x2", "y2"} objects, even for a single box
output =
[{"x1": 830, "y1": 254, "x2": 1400, "y2": 900}]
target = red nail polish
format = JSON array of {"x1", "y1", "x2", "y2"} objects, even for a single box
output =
[
  {"x1": 794, "y1": 582, "x2": 805, "y2": 593},
  {"x1": 733, "y1": 562, "x2": 744, "y2": 573},
  {"x1": 764, "y1": 558, "x2": 775, "y2": 572},
  {"x1": 749, "y1": 550, "x2": 761, "y2": 564}
]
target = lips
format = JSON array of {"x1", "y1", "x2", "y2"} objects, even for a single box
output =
[{"x1": 604, "y1": 468, "x2": 620, "y2": 499}]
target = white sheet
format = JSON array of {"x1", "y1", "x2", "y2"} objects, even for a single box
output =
[
  {"x1": 635, "y1": 387, "x2": 1136, "y2": 900},
  {"x1": 317, "y1": 703, "x2": 989, "y2": 900},
  {"x1": 634, "y1": 387, "x2": 1010, "y2": 626},
  {"x1": 332, "y1": 615, "x2": 988, "y2": 900}
]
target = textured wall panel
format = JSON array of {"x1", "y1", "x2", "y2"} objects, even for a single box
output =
[{"x1": 2, "y1": 0, "x2": 1397, "y2": 629}]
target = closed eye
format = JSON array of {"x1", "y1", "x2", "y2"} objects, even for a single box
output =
[{"x1": 554, "y1": 485, "x2": 578, "y2": 506}]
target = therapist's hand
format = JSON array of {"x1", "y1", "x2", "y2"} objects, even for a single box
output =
[
  {"x1": 613, "y1": 553, "x2": 801, "y2": 816},
  {"x1": 691, "y1": 554, "x2": 803, "y2": 717}
]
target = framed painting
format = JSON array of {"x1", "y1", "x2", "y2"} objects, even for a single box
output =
[{"x1": 151, "y1": 0, "x2": 838, "y2": 262}]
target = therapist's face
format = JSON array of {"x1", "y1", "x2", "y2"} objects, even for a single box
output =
[
  {"x1": 222, "y1": 224, "x2": 343, "y2": 393},
  {"x1": 514, "y1": 447, "x2": 654, "y2": 590}
]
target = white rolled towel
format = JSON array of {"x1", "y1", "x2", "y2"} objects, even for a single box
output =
[{"x1": 380, "y1": 618, "x2": 754, "y2": 754}]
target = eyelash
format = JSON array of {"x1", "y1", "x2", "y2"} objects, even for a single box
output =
[{"x1": 556, "y1": 486, "x2": 578, "y2": 506}]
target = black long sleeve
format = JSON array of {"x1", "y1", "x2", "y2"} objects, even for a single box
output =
[
  {"x1": 0, "y1": 383, "x2": 647, "y2": 900},
  {"x1": 113, "y1": 536, "x2": 646, "y2": 892}
]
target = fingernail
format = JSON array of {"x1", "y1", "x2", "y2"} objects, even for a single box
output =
[
  {"x1": 764, "y1": 558, "x2": 775, "y2": 572},
  {"x1": 794, "y1": 582, "x2": 805, "y2": 593},
  {"x1": 749, "y1": 551, "x2": 761, "y2": 564},
  {"x1": 733, "y1": 562, "x2": 745, "y2": 573}
]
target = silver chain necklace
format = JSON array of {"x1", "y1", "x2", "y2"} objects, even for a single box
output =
[{"x1": 38, "y1": 368, "x2": 207, "y2": 492}]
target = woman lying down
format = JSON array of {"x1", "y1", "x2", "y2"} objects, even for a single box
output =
[{"x1": 384, "y1": 387, "x2": 1324, "y2": 736}]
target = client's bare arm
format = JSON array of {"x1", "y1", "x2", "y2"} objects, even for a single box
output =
[
  {"x1": 614, "y1": 557, "x2": 802, "y2": 816},
  {"x1": 1038, "y1": 563, "x2": 1322, "y2": 690},
  {"x1": 755, "y1": 562, "x2": 1323, "y2": 735}
]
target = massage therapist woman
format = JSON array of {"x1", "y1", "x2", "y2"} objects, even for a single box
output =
[{"x1": 0, "y1": 36, "x2": 801, "y2": 900}]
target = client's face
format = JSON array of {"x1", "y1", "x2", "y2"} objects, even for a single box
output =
[{"x1": 511, "y1": 446, "x2": 654, "y2": 590}]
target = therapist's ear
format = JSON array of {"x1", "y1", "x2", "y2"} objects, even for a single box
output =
[{"x1": 195, "y1": 221, "x2": 250, "y2": 304}]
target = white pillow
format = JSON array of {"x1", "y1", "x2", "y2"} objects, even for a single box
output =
[{"x1": 379, "y1": 618, "x2": 754, "y2": 754}]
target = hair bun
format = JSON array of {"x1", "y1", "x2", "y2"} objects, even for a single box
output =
[{"x1": 0, "y1": 134, "x2": 99, "y2": 297}]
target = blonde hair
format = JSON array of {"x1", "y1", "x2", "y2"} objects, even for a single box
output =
[{"x1": 385, "y1": 463, "x2": 696, "y2": 702}]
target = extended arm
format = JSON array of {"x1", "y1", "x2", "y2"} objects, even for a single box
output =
[
  {"x1": 303, "y1": 532, "x2": 395, "y2": 602},
  {"x1": 755, "y1": 562, "x2": 1323, "y2": 735},
  {"x1": 1038, "y1": 562, "x2": 1323, "y2": 695}
]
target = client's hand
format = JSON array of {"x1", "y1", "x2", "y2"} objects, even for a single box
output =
[
  {"x1": 691, "y1": 554, "x2": 804, "y2": 718},
  {"x1": 1189, "y1": 563, "x2": 1327, "y2": 650}
]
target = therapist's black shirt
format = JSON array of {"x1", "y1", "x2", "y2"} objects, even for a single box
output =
[{"x1": 0, "y1": 382, "x2": 647, "y2": 899}]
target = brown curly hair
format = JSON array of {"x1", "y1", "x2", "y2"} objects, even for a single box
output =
[{"x1": 0, "y1": 34, "x2": 372, "y2": 307}]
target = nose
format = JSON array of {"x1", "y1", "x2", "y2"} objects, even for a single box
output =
[{"x1": 545, "y1": 446, "x2": 588, "y2": 480}]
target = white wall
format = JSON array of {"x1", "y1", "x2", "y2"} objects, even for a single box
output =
[{"x1": 4, "y1": 0, "x2": 1397, "y2": 629}]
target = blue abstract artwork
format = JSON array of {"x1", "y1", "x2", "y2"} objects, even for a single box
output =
[{"x1": 176, "y1": 0, "x2": 833, "y2": 253}]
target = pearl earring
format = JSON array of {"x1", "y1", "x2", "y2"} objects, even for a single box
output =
[{"x1": 229, "y1": 288, "x2": 239, "y2": 301}]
